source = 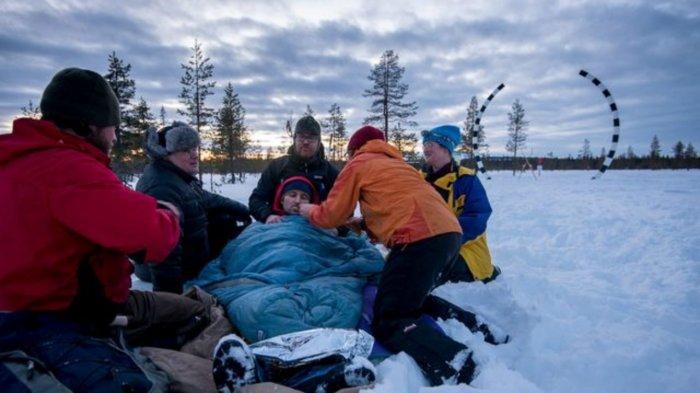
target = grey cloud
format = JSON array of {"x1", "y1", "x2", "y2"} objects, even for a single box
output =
[{"x1": 0, "y1": 1, "x2": 697, "y2": 156}]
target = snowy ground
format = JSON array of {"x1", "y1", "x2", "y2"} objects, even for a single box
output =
[{"x1": 133, "y1": 170, "x2": 700, "y2": 393}]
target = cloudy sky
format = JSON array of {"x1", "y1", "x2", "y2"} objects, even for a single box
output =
[{"x1": 1, "y1": 0, "x2": 698, "y2": 156}]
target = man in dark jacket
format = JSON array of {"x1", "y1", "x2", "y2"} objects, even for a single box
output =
[
  {"x1": 0, "y1": 68, "x2": 180, "y2": 392},
  {"x1": 249, "y1": 115, "x2": 339, "y2": 224},
  {"x1": 135, "y1": 122, "x2": 251, "y2": 293}
]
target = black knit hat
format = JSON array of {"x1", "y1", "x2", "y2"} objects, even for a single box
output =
[
  {"x1": 40, "y1": 68, "x2": 120, "y2": 127},
  {"x1": 294, "y1": 115, "x2": 321, "y2": 136}
]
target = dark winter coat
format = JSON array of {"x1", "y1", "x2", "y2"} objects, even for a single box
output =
[
  {"x1": 249, "y1": 145, "x2": 339, "y2": 222},
  {"x1": 0, "y1": 119, "x2": 180, "y2": 315},
  {"x1": 136, "y1": 159, "x2": 251, "y2": 293}
]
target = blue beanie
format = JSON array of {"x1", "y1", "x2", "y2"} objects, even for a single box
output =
[
  {"x1": 421, "y1": 125, "x2": 461, "y2": 154},
  {"x1": 282, "y1": 179, "x2": 313, "y2": 198}
]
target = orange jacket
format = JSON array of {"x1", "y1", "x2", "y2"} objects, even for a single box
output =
[{"x1": 308, "y1": 140, "x2": 461, "y2": 246}]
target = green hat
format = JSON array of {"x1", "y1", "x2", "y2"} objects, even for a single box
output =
[{"x1": 40, "y1": 67, "x2": 121, "y2": 127}]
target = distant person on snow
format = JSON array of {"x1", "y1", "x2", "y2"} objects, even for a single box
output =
[
  {"x1": 420, "y1": 125, "x2": 501, "y2": 282},
  {"x1": 299, "y1": 125, "x2": 498, "y2": 386},
  {"x1": 134, "y1": 122, "x2": 252, "y2": 293},
  {"x1": 0, "y1": 68, "x2": 181, "y2": 392},
  {"x1": 248, "y1": 115, "x2": 338, "y2": 224}
]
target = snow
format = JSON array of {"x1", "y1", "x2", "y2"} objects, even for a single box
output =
[{"x1": 132, "y1": 170, "x2": 700, "y2": 392}]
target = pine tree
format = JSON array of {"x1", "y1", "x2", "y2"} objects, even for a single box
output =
[
  {"x1": 303, "y1": 105, "x2": 315, "y2": 117},
  {"x1": 626, "y1": 145, "x2": 636, "y2": 159},
  {"x1": 579, "y1": 139, "x2": 592, "y2": 159},
  {"x1": 178, "y1": 39, "x2": 216, "y2": 181},
  {"x1": 363, "y1": 50, "x2": 418, "y2": 140},
  {"x1": 104, "y1": 52, "x2": 137, "y2": 179},
  {"x1": 389, "y1": 122, "x2": 418, "y2": 161},
  {"x1": 282, "y1": 115, "x2": 295, "y2": 150},
  {"x1": 132, "y1": 98, "x2": 154, "y2": 133},
  {"x1": 673, "y1": 141, "x2": 685, "y2": 159},
  {"x1": 284, "y1": 117, "x2": 294, "y2": 139},
  {"x1": 686, "y1": 143, "x2": 697, "y2": 159},
  {"x1": 461, "y1": 96, "x2": 485, "y2": 158},
  {"x1": 159, "y1": 105, "x2": 167, "y2": 127},
  {"x1": 323, "y1": 103, "x2": 347, "y2": 161},
  {"x1": 20, "y1": 100, "x2": 40, "y2": 118},
  {"x1": 650, "y1": 135, "x2": 661, "y2": 158},
  {"x1": 127, "y1": 97, "x2": 154, "y2": 168},
  {"x1": 505, "y1": 99, "x2": 528, "y2": 175},
  {"x1": 104, "y1": 51, "x2": 136, "y2": 147},
  {"x1": 213, "y1": 83, "x2": 249, "y2": 183}
]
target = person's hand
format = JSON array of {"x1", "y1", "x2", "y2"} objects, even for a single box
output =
[
  {"x1": 157, "y1": 200, "x2": 180, "y2": 219},
  {"x1": 298, "y1": 203, "x2": 314, "y2": 218},
  {"x1": 265, "y1": 214, "x2": 283, "y2": 224}
]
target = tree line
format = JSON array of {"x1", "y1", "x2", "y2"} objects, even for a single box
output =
[{"x1": 17, "y1": 42, "x2": 697, "y2": 179}]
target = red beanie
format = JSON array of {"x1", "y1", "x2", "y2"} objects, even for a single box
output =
[{"x1": 347, "y1": 126, "x2": 385, "y2": 152}]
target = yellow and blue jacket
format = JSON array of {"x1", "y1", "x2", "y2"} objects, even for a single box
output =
[{"x1": 420, "y1": 161, "x2": 495, "y2": 280}]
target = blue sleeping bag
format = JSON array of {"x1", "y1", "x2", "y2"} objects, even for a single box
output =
[{"x1": 189, "y1": 216, "x2": 384, "y2": 342}]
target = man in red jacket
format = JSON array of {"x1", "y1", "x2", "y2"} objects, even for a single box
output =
[{"x1": 0, "y1": 68, "x2": 181, "y2": 392}]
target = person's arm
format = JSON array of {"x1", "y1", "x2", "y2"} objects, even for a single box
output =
[
  {"x1": 48, "y1": 163, "x2": 180, "y2": 263},
  {"x1": 248, "y1": 162, "x2": 279, "y2": 222},
  {"x1": 305, "y1": 159, "x2": 363, "y2": 229},
  {"x1": 457, "y1": 176, "x2": 492, "y2": 243},
  {"x1": 141, "y1": 185, "x2": 186, "y2": 293},
  {"x1": 323, "y1": 161, "x2": 340, "y2": 199},
  {"x1": 203, "y1": 190, "x2": 251, "y2": 224}
]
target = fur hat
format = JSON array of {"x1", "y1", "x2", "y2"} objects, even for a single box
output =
[
  {"x1": 294, "y1": 115, "x2": 321, "y2": 136},
  {"x1": 40, "y1": 67, "x2": 120, "y2": 128},
  {"x1": 145, "y1": 121, "x2": 200, "y2": 159},
  {"x1": 421, "y1": 125, "x2": 461, "y2": 154},
  {"x1": 347, "y1": 125, "x2": 385, "y2": 152}
]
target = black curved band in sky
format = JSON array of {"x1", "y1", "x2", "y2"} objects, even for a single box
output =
[
  {"x1": 579, "y1": 69, "x2": 621, "y2": 179},
  {"x1": 473, "y1": 83, "x2": 505, "y2": 180}
]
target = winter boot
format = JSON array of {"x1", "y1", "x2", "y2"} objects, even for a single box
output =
[
  {"x1": 423, "y1": 295, "x2": 509, "y2": 345},
  {"x1": 212, "y1": 333, "x2": 260, "y2": 392},
  {"x1": 483, "y1": 265, "x2": 502, "y2": 283},
  {"x1": 382, "y1": 319, "x2": 471, "y2": 386},
  {"x1": 451, "y1": 349, "x2": 478, "y2": 384}
]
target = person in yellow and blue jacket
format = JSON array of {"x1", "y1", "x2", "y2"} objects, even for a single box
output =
[{"x1": 420, "y1": 125, "x2": 501, "y2": 282}]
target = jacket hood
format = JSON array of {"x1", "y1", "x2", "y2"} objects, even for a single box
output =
[
  {"x1": 354, "y1": 139, "x2": 403, "y2": 160},
  {"x1": 272, "y1": 175, "x2": 320, "y2": 215},
  {"x1": 0, "y1": 118, "x2": 109, "y2": 167}
]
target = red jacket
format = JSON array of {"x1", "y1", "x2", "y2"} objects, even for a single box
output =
[{"x1": 0, "y1": 119, "x2": 180, "y2": 312}]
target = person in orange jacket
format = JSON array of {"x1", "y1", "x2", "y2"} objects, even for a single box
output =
[{"x1": 299, "y1": 126, "x2": 478, "y2": 386}]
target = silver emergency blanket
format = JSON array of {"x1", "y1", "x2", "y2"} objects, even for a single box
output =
[{"x1": 249, "y1": 328, "x2": 374, "y2": 367}]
